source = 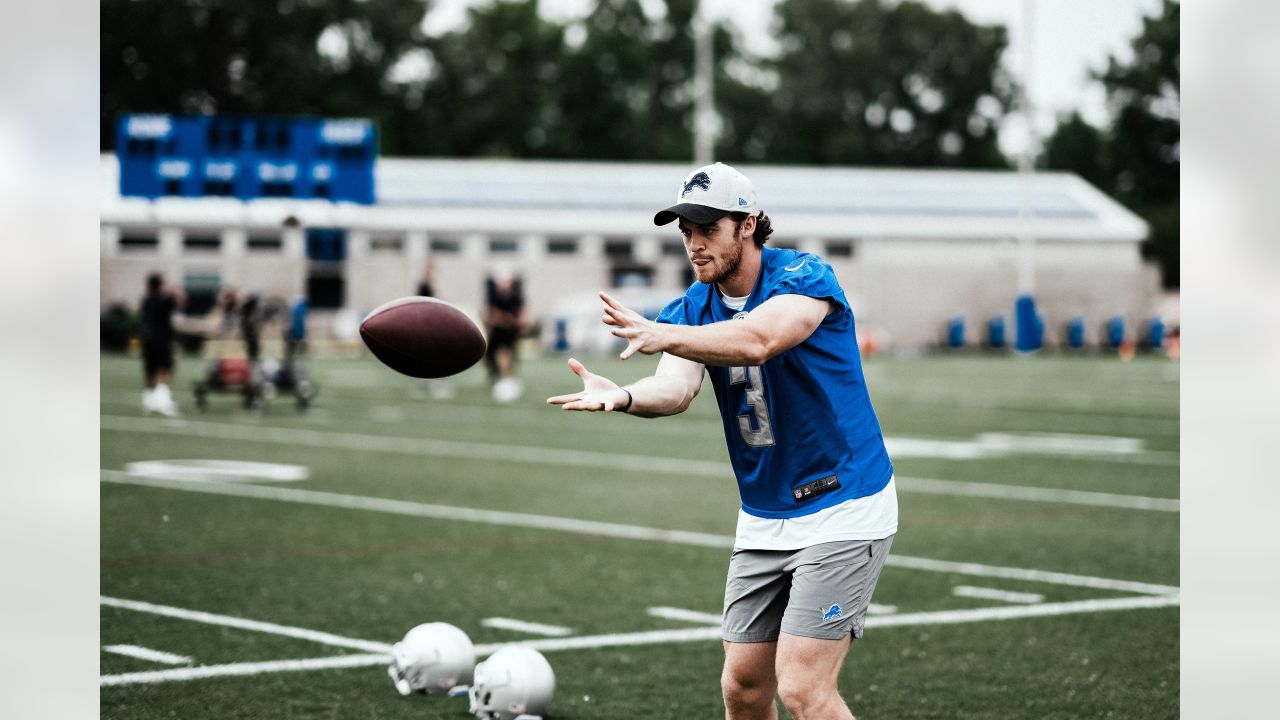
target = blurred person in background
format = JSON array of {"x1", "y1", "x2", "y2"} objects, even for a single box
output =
[
  {"x1": 417, "y1": 260, "x2": 455, "y2": 399},
  {"x1": 485, "y1": 265, "x2": 526, "y2": 403},
  {"x1": 139, "y1": 272, "x2": 183, "y2": 416}
]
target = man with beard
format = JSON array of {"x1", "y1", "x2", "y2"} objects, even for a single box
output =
[{"x1": 547, "y1": 163, "x2": 897, "y2": 720}]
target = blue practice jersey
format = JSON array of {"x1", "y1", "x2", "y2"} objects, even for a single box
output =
[{"x1": 656, "y1": 247, "x2": 893, "y2": 519}]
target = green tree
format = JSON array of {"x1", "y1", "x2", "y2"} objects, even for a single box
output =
[
  {"x1": 1101, "y1": 0, "x2": 1179, "y2": 288},
  {"x1": 101, "y1": 0, "x2": 432, "y2": 153},
  {"x1": 1042, "y1": 111, "x2": 1107, "y2": 189},
  {"x1": 410, "y1": 0, "x2": 566, "y2": 157},
  {"x1": 1042, "y1": 0, "x2": 1178, "y2": 287},
  {"x1": 745, "y1": 0, "x2": 1014, "y2": 167}
]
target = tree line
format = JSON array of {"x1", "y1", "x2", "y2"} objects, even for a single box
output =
[{"x1": 102, "y1": 0, "x2": 1178, "y2": 286}]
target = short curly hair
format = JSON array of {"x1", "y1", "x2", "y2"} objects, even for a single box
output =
[{"x1": 730, "y1": 211, "x2": 774, "y2": 248}]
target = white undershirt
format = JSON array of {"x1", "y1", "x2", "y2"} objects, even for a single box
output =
[
  {"x1": 734, "y1": 478, "x2": 899, "y2": 550},
  {"x1": 716, "y1": 288, "x2": 898, "y2": 550}
]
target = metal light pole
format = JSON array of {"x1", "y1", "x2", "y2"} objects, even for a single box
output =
[
  {"x1": 1014, "y1": 0, "x2": 1041, "y2": 353},
  {"x1": 693, "y1": 3, "x2": 716, "y2": 165}
]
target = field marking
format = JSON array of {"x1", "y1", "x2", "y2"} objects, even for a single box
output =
[
  {"x1": 101, "y1": 596, "x2": 393, "y2": 654},
  {"x1": 101, "y1": 470, "x2": 1179, "y2": 596},
  {"x1": 867, "y1": 594, "x2": 1178, "y2": 628},
  {"x1": 100, "y1": 594, "x2": 1179, "y2": 687},
  {"x1": 648, "y1": 606, "x2": 722, "y2": 625},
  {"x1": 901, "y1": 476, "x2": 1178, "y2": 512},
  {"x1": 867, "y1": 603, "x2": 899, "y2": 615},
  {"x1": 124, "y1": 459, "x2": 309, "y2": 483},
  {"x1": 102, "y1": 644, "x2": 193, "y2": 665},
  {"x1": 101, "y1": 653, "x2": 389, "y2": 687},
  {"x1": 100, "y1": 415, "x2": 1178, "y2": 511},
  {"x1": 480, "y1": 617, "x2": 574, "y2": 637},
  {"x1": 952, "y1": 585, "x2": 1045, "y2": 604}
]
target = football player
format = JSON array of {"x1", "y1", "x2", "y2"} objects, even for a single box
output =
[{"x1": 548, "y1": 163, "x2": 897, "y2": 720}]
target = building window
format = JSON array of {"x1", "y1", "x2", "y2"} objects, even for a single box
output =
[
  {"x1": 182, "y1": 271, "x2": 221, "y2": 316},
  {"x1": 370, "y1": 237, "x2": 404, "y2": 255},
  {"x1": 547, "y1": 238, "x2": 578, "y2": 255},
  {"x1": 307, "y1": 272, "x2": 345, "y2": 309},
  {"x1": 430, "y1": 238, "x2": 461, "y2": 254},
  {"x1": 183, "y1": 234, "x2": 222, "y2": 252},
  {"x1": 826, "y1": 241, "x2": 854, "y2": 258},
  {"x1": 248, "y1": 235, "x2": 283, "y2": 252},
  {"x1": 119, "y1": 234, "x2": 158, "y2": 252},
  {"x1": 771, "y1": 239, "x2": 798, "y2": 250},
  {"x1": 489, "y1": 238, "x2": 519, "y2": 254},
  {"x1": 611, "y1": 265, "x2": 654, "y2": 288},
  {"x1": 605, "y1": 239, "x2": 633, "y2": 259},
  {"x1": 306, "y1": 228, "x2": 347, "y2": 261},
  {"x1": 662, "y1": 241, "x2": 686, "y2": 258}
]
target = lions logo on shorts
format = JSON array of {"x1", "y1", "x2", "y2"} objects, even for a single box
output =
[{"x1": 821, "y1": 604, "x2": 843, "y2": 622}]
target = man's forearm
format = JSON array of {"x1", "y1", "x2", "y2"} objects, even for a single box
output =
[
  {"x1": 623, "y1": 374, "x2": 698, "y2": 418},
  {"x1": 659, "y1": 321, "x2": 771, "y2": 367}
]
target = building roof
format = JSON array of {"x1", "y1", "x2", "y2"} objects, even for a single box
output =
[{"x1": 101, "y1": 155, "x2": 1148, "y2": 242}]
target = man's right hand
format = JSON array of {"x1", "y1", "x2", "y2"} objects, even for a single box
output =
[{"x1": 545, "y1": 358, "x2": 630, "y2": 412}]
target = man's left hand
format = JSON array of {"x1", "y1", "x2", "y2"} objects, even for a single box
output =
[{"x1": 600, "y1": 292, "x2": 667, "y2": 360}]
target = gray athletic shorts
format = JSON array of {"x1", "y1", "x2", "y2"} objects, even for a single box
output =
[{"x1": 722, "y1": 536, "x2": 894, "y2": 643}]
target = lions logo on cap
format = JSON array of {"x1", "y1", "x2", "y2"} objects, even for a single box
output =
[{"x1": 681, "y1": 172, "x2": 711, "y2": 198}]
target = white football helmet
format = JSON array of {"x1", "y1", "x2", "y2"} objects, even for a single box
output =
[
  {"x1": 387, "y1": 622, "x2": 476, "y2": 696},
  {"x1": 468, "y1": 646, "x2": 556, "y2": 720}
]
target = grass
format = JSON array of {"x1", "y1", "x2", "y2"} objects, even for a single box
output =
[{"x1": 100, "y1": 349, "x2": 1178, "y2": 719}]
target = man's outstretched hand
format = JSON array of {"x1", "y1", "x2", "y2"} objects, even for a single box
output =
[
  {"x1": 546, "y1": 358, "x2": 631, "y2": 412},
  {"x1": 600, "y1": 292, "x2": 667, "y2": 360}
]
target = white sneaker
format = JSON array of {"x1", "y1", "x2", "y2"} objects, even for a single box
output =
[
  {"x1": 492, "y1": 377, "x2": 523, "y2": 403},
  {"x1": 152, "y1": 384, "x2": 179, "y2": 417}
]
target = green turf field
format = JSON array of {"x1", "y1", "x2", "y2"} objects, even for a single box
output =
[{"x1": 100, "y1": 350, "x2": 1179, "y2": 719}]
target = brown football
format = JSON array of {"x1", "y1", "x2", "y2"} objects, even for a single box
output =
[{"x1": 359, "y1": 297, "x2": 487, "y2": 378}]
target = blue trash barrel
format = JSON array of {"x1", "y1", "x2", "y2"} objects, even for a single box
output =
[
  {"x1": 1106, "y1": 316, "x2": 1126, "y2": 348},
  {"x1": 553, "y1": 317, "x2": 569, "y2": 352},
  {"x1": 988, "y1": 316, "x2": 1006, "y2": 349},
  {"x1": 1148, "y1": 316, "x2": 1166, "y2": 349},
  {"x1": 947, "y1": 316, "x2": 965, "y2": 348},
  {"x1": 1066, "y1": 316, "x2": 1085, "y2": 349},
  {"x1": 1015, "y1": 294, "x2": 1042, "y2": 352}
]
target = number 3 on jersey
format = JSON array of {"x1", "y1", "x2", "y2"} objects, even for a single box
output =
[{"x1": 730, "y1": 365, "x2": 775, "y2": 447}]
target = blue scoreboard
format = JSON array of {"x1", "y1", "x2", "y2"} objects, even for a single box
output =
[{"x1": 116, "y1": 114, "x2": 376, "y2": 204}]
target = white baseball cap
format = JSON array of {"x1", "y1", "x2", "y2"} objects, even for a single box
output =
[{"x1": 653, "y1": 162, "x2": 759, "y2": 226}]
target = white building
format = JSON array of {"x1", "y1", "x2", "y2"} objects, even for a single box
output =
[{"x1": 100, "y1": 155, "x2": 1158, "y2": 350}]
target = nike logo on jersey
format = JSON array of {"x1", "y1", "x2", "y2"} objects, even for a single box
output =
[{"x1": 784, "y1": 258, "x2": 807, "y2": 272}]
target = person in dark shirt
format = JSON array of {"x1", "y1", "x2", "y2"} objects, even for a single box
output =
[
  {"x1": 416, "y1": 261, "x2": 455, "y2": 400},
  {"x1": 485, "y1": 267, "x2": 526, "y2": 402},
  {"x1": 139, "y1": 272, "x2": 182, "y2": 416}
]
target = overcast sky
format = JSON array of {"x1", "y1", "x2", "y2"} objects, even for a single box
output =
[{"x1": 423, "y1": 0, "x2": 1167, "y2": 156}]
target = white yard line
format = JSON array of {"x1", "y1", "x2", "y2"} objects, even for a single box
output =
[
  {"x1": 900, "y1": 476, "x2": 1178, "y2": 512},
  {"x1": 101, "y1": 596, "x2": 393, "y2": 654},
  {"x1": 102, "y1": 644, "x2": 192, "y2": 665},
  {"x1": 101, "y1": 594, "x2": 1179, "y2": 687},
  {"x1": 480, "y1": 617, "x2": 574, "y2": 637},
  {"x1": 100, "y1": 470, "x2": 1180, "y2": 596},
  {"x1": 100, "y1": 653, "x2": 389, "y2": 687},
  {"x1": 867, "y1": 603, "x2": 899, "y2": 615},
  {"x1": 952, "y1": 585, "x2": 1045, "y2": 604},
  {"x1": 867, "y1": 594, "x2": 1179, "y2": 628},
  {"x1": 100, "y1": 415, "x2": 1178, "y2": 511},
  {"x1": 648, "y1": 606, "x2": 723, "y2": 625}
]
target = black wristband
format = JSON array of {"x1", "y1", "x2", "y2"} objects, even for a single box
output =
[{"x1": 618, "y1": 388, "x2": 634, "y2": 413}]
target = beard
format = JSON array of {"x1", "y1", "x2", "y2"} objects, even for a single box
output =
[{"x1": 698, "y1": 238, "x2": 744, "y2": 286}]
